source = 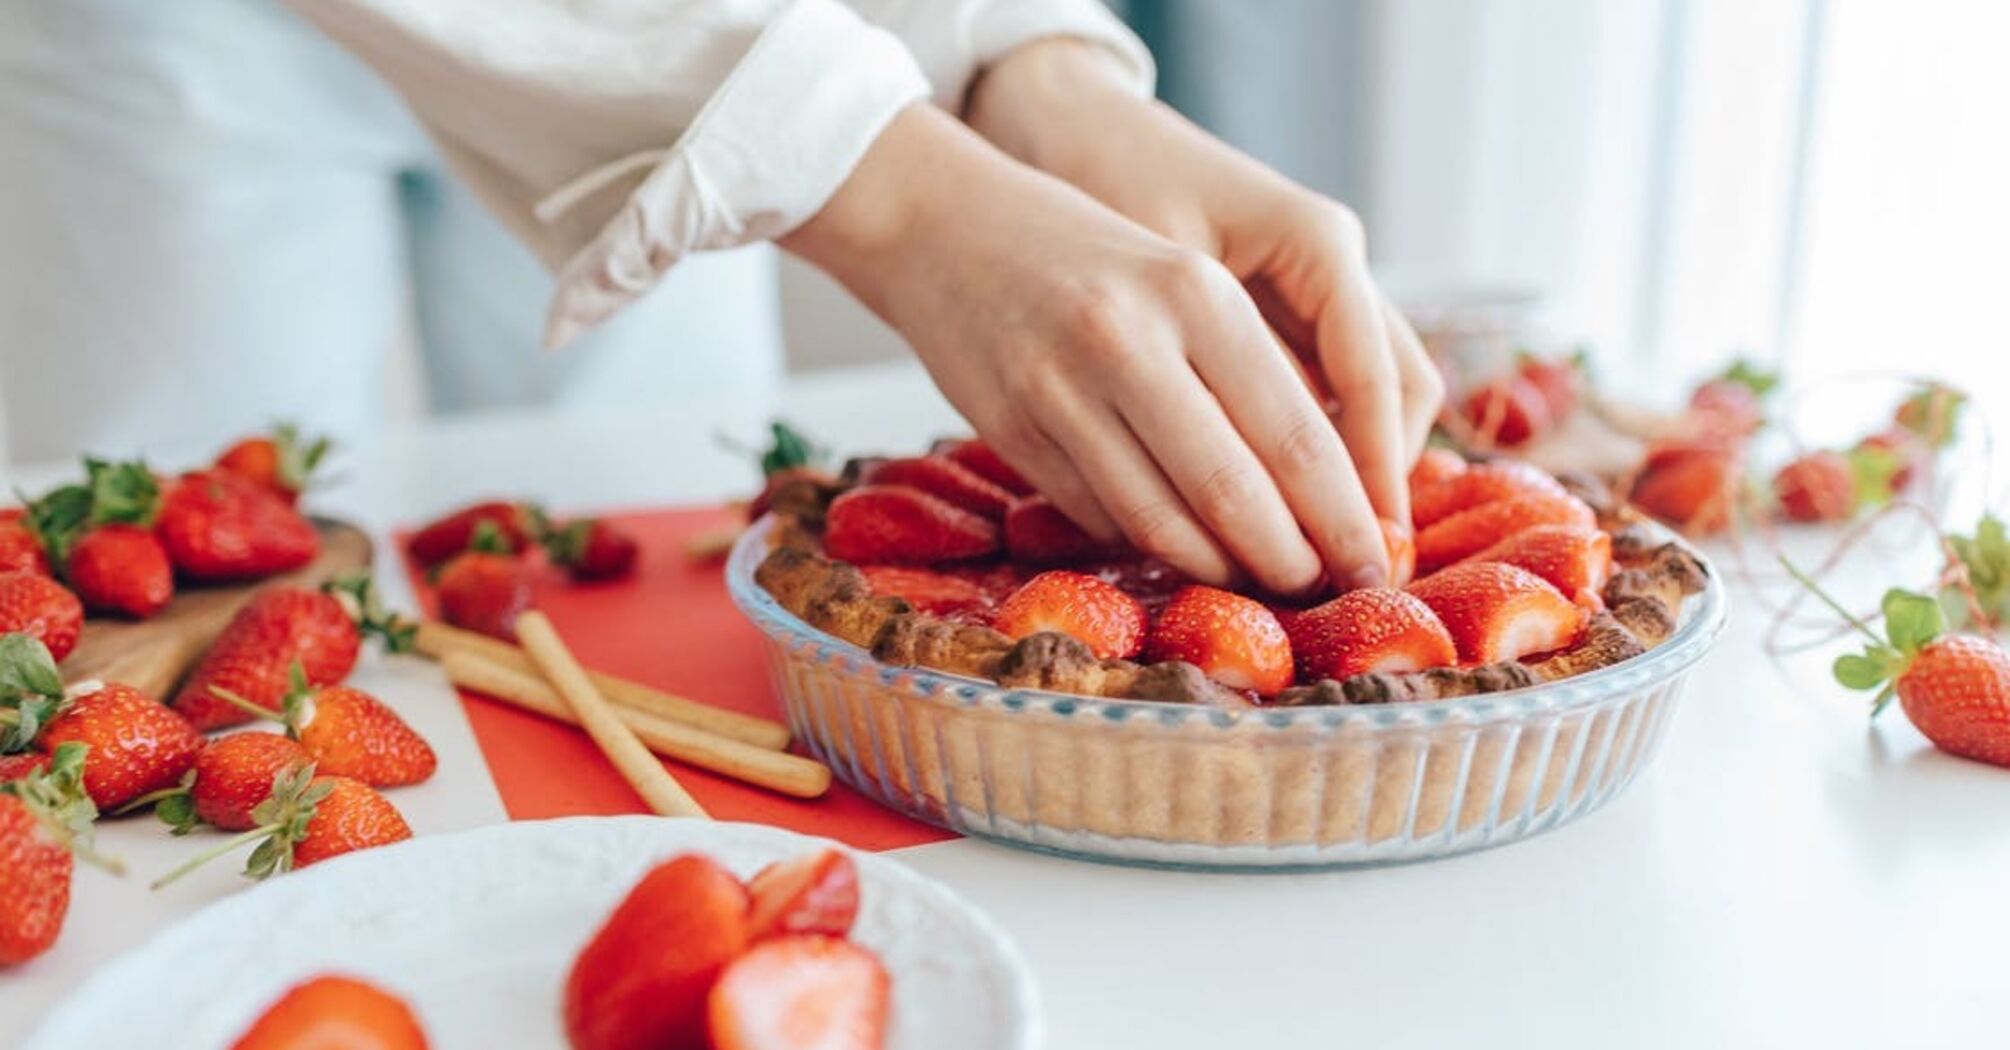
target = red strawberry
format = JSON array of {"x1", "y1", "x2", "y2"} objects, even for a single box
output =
[
  {"x1": 861, "y1": 456, "x2": 1014, "y2": 520},
  {"x1": 0, "y1": 744, "x2": 114, "y2": 965},
  {"x1": 858, "y1": 566, "x2": 992, "y2": 620},
  {"x1": 406, "y1": 501, "x2": 533, "y2": 567},
  {"x1": 939, "y1": 438, "x2": 1033, "y2": 495},
  {"x1": 1462, "y1": 525, "x2": 1613, "y2": 604},
  {"x1": 1287, "y1": 588, "x2": 1457, "y2": 681},
  {"x1": 156, "y1": 469, "x2": 320, "y2": 581},
  {"x1": 542, "y1": 518, "x2": 640, "y2": 581},
  {"x1": 35, "y1": 683, "x2": 203, "y2": 811},
  {"x1": 1893, "y1": 382, "x2": 1965, "y2": 448},
  {"x1": 153, "y1": 770, "x2": 412, "y2": 888},
  {"x1": 435, "y1": 551, "x2": 533, "y2": 641},
  {"x1": 1381, "y1": 518, "x2": 1417, "y2": 588},
  {"x1": 1406, "y1": 448, "x2": 1468, "y2": 492},
  {"x1": 0, "y1": 572, "x2": 83, "y2": 661},
  {"x1": 1144, "y1": 585, "x2": 1293, "y2": 694},
  {"x1": 707, "y1": 936, "x2": 889, "y2": 1050},
  {"x1": 215, "y1": 664, "x2": 435, "y2": 789},
  {"x1": 1411, "y1": 460, "x2": 1566, "y2": 529},
  {"x1": 993, "y1": 570, "x2": 1147, "y2": 660},
  {"x1": 1415, "y1": 491, "x2": 1595, "y2": 574},
  {"x1": 229, "y1": 974, "x2": 428, "y2": 1050},
  {"x1": 1686, "y1": 359, "x2": 1776, "y2": 439},
  {"x1": 1807, "y1": 580, "x2": 2010, "y2": 767},
  {"x1": 823, "y1": 485, "x2": 999, "y2": 565},
  {"x1": 0, "y1": 753, "x2": 49, "y2": 782},
  {"x1": 1518, "y1": 352, "x2": 1584, "y2": 420},
  {"x1": 1773, "y1": 451, "x2": 1858, "y2": 523},
  {"x1": 747, "y1": 848, "x2": 860, "y2": 941},
  {"x1": 68, "y1": 525, "x2": 174, "y2": 618},
  {"x1": 1460, "y1": 374, "x2": 1552, "y2": 447},
  {"x1": 1407, "y1": 561, "x2": 1584, "y2": 663},
  {"x1": 214, "y1": 424, "x2": 332, "y2": 507},
  {"x1": 155, "y1": 731, "x2": 311, "y2": 833},
  {"x1": 171, "y1": 577, "x2": 410, "y2": 731},
  {"x1": 1003, "y1": 496, "x2": 1109, "y2": 564},
  {"x1": 0, "y1": 511, "x2": 50, "y2": 577},
  {"x1": 1628, "y1": 443, "x2": 1738, "y2": 535},
  {"x1": 565, "y1": 853, "x2": 752, "y2": 1050}
]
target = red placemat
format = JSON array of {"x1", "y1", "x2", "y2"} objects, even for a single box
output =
[{"x1": 401, "y1": 505, "x2": 955, "y2": 852}]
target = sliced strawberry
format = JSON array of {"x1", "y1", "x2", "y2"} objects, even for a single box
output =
[
  {"x1": 1406, "y1": 448, "x2": 1468, "y2": 492},
  {"x1": 747, "y1": 848, "x2": 859, "y2": 942},
  {"x1": 1002, "y1": 496, "x2": 1109, "y2": 564},
  {"x1": 1287, "y1": 588, "x2": 1457, "y2": 681},
  {"x1": 566, "y1": 854, "x2": 751, "y2": 1050},
  {"x1": 707, "y1": 936, "x2": 889, "y2": 1050},
  {"x1": 1628, "y1": 442, "x2": 1738, "y2": 535},
  {"x1": 1462, "y1": 524, "x2": 1612, "y2": 604},
  {"x1": 1144, "y1": 585, "x2": 1293, "y2": 695},
  {"x1": 1410, "y1": 460, "x2": 1566, "y2": 529},
  {"x1": 858, "y1": 566, "x2": 992, "y2": 620},
  {"x1": 1407, "y1": 561, "x2": 1584, "y2": 663},
  {"x1": 1773, "y1": 451, "x2": 1858, "y2": 523},
  {"x1": 992, "y1": 570, "x2": 1146, "y2": 660},
  {"x1": 861, "y1": 456, "x2": 1013, "y2": 520},
  {"x1": 939, "y1": 438, "x2": 1033, "y2": 495},
  {"x1": 823, "y1": 486, "x2": 998, "y2": 565},
  {"x1": 1414, "y1": 491, "x2": 1595, "y2": 574},
  {"x1": 1459, "y1": 374, "x2": 1552, "y2": 447}
]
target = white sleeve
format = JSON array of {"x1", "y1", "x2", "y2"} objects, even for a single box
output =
[{"x1": 283, "y1": 0, "x2": 1151, "y2": 348}]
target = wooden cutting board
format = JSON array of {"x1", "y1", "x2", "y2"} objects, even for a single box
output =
[{"x1": 60, "y1": 520, "x2": 374, "y2": 699}]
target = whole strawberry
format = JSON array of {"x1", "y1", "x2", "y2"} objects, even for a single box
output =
[
  {"x1": 542, "y1": 517, "x2": 640, "y2": 582},
  {"x1": 407, "y1": 501, "x2": 535, "y2": 567},
  {"x1": 1802, "y1": 574, "x2": 2010, "y2": 768},
  {"x1": 69, "y1": 525, "x2": 175, "y2": 618},
  {"x1": 171, "y1": 576, "x2": 411, "y2": 731},
  {"x1": 156, "y1": 469, "x2": 319, "y2": 580},
  {"x1": 152, "y1": 730, "x2": 311, "y2": 834},
  {"x1": 0, "y1": 510, "x2": 51, "y2": 577},
  {"x1": 213, "y1": 663, "x2": 436, "y2": 788},
  {"x1": 1773, "y1": 449, "x2": 1894, "y2": 524},
  {"x1": 38, "y1": 682, "x2": 204, "y2": 811},
  {"x1": 214, "y1": 423, "x2": 332, "y2": 506},
  {"x1": 1627, "y1": 442, "x2": 1739, "y2": 536},
  {"x1": 0, "y1": 572, "x2": 84, "y2": 661},
  {"x1": 28, "y1": 459, "x2": 174, "y2": 618},
  {"x1": 1460, "y1": 374, "x2": 1552, "y2": 448},
  {"x1": 0, "y1": 743, "x2": 120, "y2": 965},
  {"x1": 1686, "y1": 359, "x2": 1778, "y2": 440},
  {"x1": 435, "y1": 550, "x2": 532, "y2": 641},
  {"x1": 152, "y1": 767, "x2": 411, "y2": 888}
]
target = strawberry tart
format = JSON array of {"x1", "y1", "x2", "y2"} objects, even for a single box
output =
[{"x1": 730, "y1": 440, "x2": 1725, "y2": 867}]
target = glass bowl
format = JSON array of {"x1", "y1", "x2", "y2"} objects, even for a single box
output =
[{"x1": 727, "y1": 518, "x2": 1727, "y2": 871}]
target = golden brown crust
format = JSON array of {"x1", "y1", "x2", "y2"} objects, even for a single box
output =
[{"x1": 754, "y1": 467, "x2": 1708, "y2": 707}]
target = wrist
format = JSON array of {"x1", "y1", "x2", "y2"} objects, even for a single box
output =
[{"x1": 966, "y1": 38, "x2": 1144, "y2": 175}]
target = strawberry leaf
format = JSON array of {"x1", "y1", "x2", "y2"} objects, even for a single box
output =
[
  {"x1": 1833, "y1": 651, "x2": 1896, "y2": 690},
  {"x1": 83, "y1": 458, "x2": 160, "y2": 528},
  {"x1": 759, "y1": 421, "x2": 824, "y2": 476},
  {"x1": 1945, "y1": 514, "x2": 2010, "y2": 627},
  {"x1": 1718, "y1": 358, "x2": 1780, "y2": 398},
  {"x1": 155, "y1": 792, "x2": 198, "y2": 835},
  {"x1": 1845, "y1": 444, "x2": 1899, "y2": 509},
  {"x1": 1898, "y1": 384, "x2": 1966, "y2": 448},
  {"x1": 1881, "y1": 588, "x2": 1944, "y2": 655},
  {"x1": 0, "y1": 632, "x2": 65, "y2": 706}
]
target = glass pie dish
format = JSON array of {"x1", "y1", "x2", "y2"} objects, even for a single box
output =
[{"x1": 727, "y1": 517, "x2": 1727, "y2": 870}]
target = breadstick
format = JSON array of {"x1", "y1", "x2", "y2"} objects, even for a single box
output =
[
  {"x1": 441, "y1": 650, "x2": 829, "y2": 798},
  {"x1": 514, "y1": 611, "x2": 708, "y2": 819},
  {"x1": 413, "y1": 620, "x2": 790, "y2": 751}
]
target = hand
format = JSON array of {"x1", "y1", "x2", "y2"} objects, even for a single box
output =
[
  {"x1": 966, "y1": 41, "x2": 1445, "y2": 524},
  {"x1": 782, "y1": 106, "x2": 1393, "y2": 592}
]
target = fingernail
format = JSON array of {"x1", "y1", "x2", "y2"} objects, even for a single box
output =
[{"x1": 1346, "y1": 564, "x2": 1388, "y2": 591}]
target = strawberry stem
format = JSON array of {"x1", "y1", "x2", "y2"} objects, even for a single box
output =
[
  {"x1": 1778, "y1": 556, "x2": 1885, "y2": 646},
  {"x1": 110, "y1": 783, "x2": 188, "y2": 817},
  {"x1": 207, "y1": 685, "x2": 284, "y2": 729},
  {"x1": 150, "y1": 824, "x2": 275, "y2": 890}
]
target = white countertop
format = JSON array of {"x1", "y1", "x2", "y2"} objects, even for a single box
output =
[{"x1": 6, "y1": 361, "x2": 2007, "y2": 1049}]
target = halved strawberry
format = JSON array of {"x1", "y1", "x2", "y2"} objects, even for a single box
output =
[
  {"x1": 1460, "y1": 374, "x2": 1552, "y2": 447},
  {"x1": 1406, "y1": 448, "x2": 1468, "y2": 492},
  {"x1": 565, "y1": 853, "x2": 751, "y2": 1050},
  {"x1": 1287, "y1": 588, "x2": 1457, "y2": 681},
  {"x1": 707, "y1": 936, "x2": 889, "y2": 1050},
  {"x1": 993, "y1": 570, "x2": 1146, "y2": 660},
  {"x1": 1410, "y1": 460, "x2": 1566, "y2": 529},
  {"x1": 1407, "y1": 561, "x2": 1584, "y2": 663},
  {"x1": 1002, "y1": 496, "x2": 1108, "y2": 564},
  {"x1": 823, "y1": 486, "x2": 998, "y2": 565},
  {"x1": 939, "y1": 438, "x2": 1032, "y2": 495},
  {"x1": 858, "y1": 566, "x2": 991, "y2": 620},
  {"x1": 1415, "y1": 491, "x2": 1595, "y2": 574},
  {"x1": 747, "y1": 848, "x2": 859, "y2": 942},
  {"x1": 1629, "y1": 442, "x2": 1738, "y2": 535},
  {"x1": 1462, "y1": 525, "x2": 1612, "y2": 604},
  {"x1": 861, "y1": 457, "x2": 1013, "y2": 520},
  {"x1": 1144, "y1": 585, "x2": 1293, "y2": 695}
]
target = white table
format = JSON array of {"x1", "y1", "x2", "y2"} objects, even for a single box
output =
[{"x1": 7, "y1": 361, "x2": 2007, "y2": 1049}]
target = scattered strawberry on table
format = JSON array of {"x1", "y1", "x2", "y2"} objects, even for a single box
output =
[
  {"x1": 0, "y1": 508, "x2": 52, "y2": 577},
  {"x1": 27, "y1": 459, "x2": 175, "y2": 618},
  {"x1": 152, "y1": 765, "x2": 412, "y2": 888},
  {"x1": 156, "y1": 468, "x2": 320, "y2": 581},
  {"x1": 0, "y1": 633, "x2": 203, "y2": 811},
  {"x1": 171, "y1": 576, "x2": 411, "y2": 731},
  {"x1": 210, "y1": 662, "x2": 437, "y2": 789},
  {"x1": 434, "y1": 543, "x2": 534, "y2": 642},
  {"x1": 1455, "y1": 350, "x2": 1585, "y2": 449},
  {"x1": 567, "y1": 848, "x2": 885, "y2": 1050},
  {"x1": 0, "y1": 742, "x2": 120, "y2": 966},
  {"x1": 149, "y1": 730, "x2": 312, "y2": 833},
  {"x1": 0, "y1": 571, "x2": 84, "y2": 661},
  {"x1": 213, "y1": 423, "x2": 332, "y2": 507},
  {"x1": 229, "y1": 973, "x2": 429, "y2": 1050}
]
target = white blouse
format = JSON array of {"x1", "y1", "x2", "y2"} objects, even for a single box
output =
[{"x1": 283, "y1": 0, "x2": 1154, "y2": 347}]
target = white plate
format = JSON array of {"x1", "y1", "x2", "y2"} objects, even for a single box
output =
[{"x1": 23, "y1": 817, "x2": 1039, "y2": 1050}]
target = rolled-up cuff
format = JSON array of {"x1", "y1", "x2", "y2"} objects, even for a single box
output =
[
  {"x1": 899, "y1": 0, "x2": 1157, "y2": 112},
  {"x1": 545, "y1": 0, "x2": 928, "y2": 349}
]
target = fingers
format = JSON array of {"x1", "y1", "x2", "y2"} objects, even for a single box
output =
[
  {"x1": 972, "y1": 415, "x2": 1121, "y2": 541},
  {"x1": 1182, "y1": 272, "x2": 1392, "y2": 589},
  {"x1": 1307, "y1": 214, "x2": 1411, "y2": 527},
  {"x1": 1379, "y1": 292, "x2": 1445, "y2": 465}
]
